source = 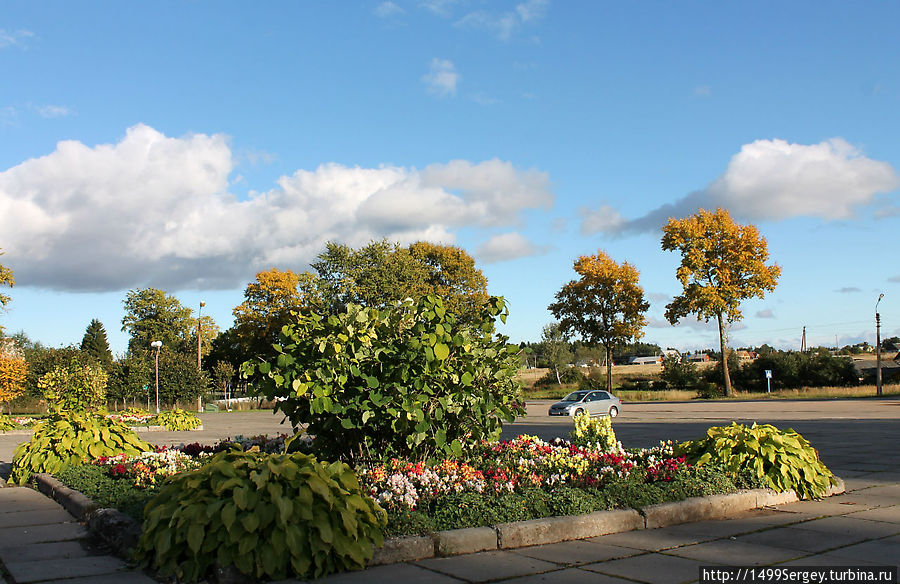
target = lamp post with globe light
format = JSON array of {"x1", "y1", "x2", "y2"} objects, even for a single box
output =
[
  {"x1": 151, "y1": 340, "x2": 162, "y2": 413},
  {"x1": 197, "y1": 301, "x2": 205, "y2": 412},
  {"x1": 876, "y1": 294, "x2": 884, "y2": 397}
]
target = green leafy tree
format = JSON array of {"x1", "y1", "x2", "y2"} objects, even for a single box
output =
[
  {"x1": 244, "y1": 296, "x2": 524, "y2": 464},
  {"x1": 540, "y1": 322, "x2": 573, "y2": 384},
  {"x1": 40, "y1": 361, "x2": 108, "y2": 411},
  {"x1": 662, "y1": 208, "x2": 781, "y2": 397},
  {"x1": 156, "y1": 349, "x2": 208, "y2": 407},
  {"x1": 80, "y1": 319, "x2": 114, "y2": 371},
  {"x1": 121, "y1": 288, "x2": 194, "y2": 355},
  {"x1": 0, "y1": 249, "x2": 14, "y2": 336},
  {"x1": 660, "y1": 354, "x2": 701, "y2": 389},
  {"x1": 549, "y1": 250, "x2": 650, "y2": 392},
  {"x1": 107, "y1": 356, "x2": 151, "y2": 409}
]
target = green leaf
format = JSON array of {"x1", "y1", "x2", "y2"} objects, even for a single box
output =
[{"x1": 434, "y1": 343, "x2": 450, "y2": 360}]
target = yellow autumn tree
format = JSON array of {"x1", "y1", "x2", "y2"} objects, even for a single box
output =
[
  {"x1": 0, "y1": 339, "x2": 27, "y2": 412},
  {"x1": 549, "y1": 250, "x2": 649, "y2": 392},
  {"x1": 661, "y1": 208, "x2": 781, "y2": 397},
  {"x1": 0, "y1": 248, "x2": 14, "y2": 337}
]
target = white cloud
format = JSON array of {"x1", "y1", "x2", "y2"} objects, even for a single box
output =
[
  {"x1": 587, "y1": 138, "x2": 900, "y2": 235},
  {"x1": 475, "y1": 232, "x2": 545, "y2": 263},
  {"x1": 756, "y1": 309, "x2": 775, "y2": 319},
  {"x1": 836, "y1": 287, "x2": 861, "y2": 294},
  {"x1": 0, "y1": 124, "x2": 554, "y2": 292},
  {"x1": 33, "y1": 104, "x2": 72, "y2": 118},
  {"x1": 375, "y1": 1, "x2": 404, "y2": 18},
  {"x1": 0, "y1": 29, "x2": 34, "y2": 49},
  {"x1": 456, "y1": 0, "x2": 549, "y2": 41},
  {"x1": 422, "y1": 58, "x2": 459, "y2": 97},
  {"x1": 580, "y1": 205, "x2": 625, "y2": 235},
  {"x1": 420, "y1": 0, "x2": 458, "y2": 17},
  {"x1": 693, "y1": 85, "x2": 711, "y2": 97}
]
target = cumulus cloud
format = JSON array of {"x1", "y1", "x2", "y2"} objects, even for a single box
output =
[
  {"x1": 836, "y1": 286, "x2": 861, "y2": 293},
  {"x1": 583, "y1": 138, "x2": 900, "y2": 236},
  {"x1": 579, "y1": 205, "x2": 625, "y2": 235},
  {"x1": 0, "y1": 29, "x2": 34, "y2": 49},
  {"x1": 756, "y1": 309, "x2": 775, "y2": 319},
  {"x1": 0, "y1": 124, "x2": 553, "y2": 292},
  {"x1": 423, "y1": 58, "x2": 459, "y2": 97},
  {"x1": 647, "y1": 315, "x2": 746, "y2": 334},
  {"x1": 475, "y1": 232, "x2": 545, "y2": 263},
  {"x1": 456, "y1": 0, "x2": 549, "y2": 41}
]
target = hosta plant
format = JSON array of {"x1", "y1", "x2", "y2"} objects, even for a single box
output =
[
  {"x1": 10, "y1": 409, "x2": 151, "y2": 484},
  {"x1": 570, "y1": 412, "x2": 621, "y2": 452},
  {"x1": 675, "y1": 422, "x2": 835, "y2": 500},
  {"x1": 135, "y1": 450, "x2": 386, "y2": 583},
  {"x1": 152, "y1": 408, "x2": 201, "y2": 431}
]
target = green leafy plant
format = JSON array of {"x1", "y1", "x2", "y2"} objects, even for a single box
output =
[
  {"x1": 135, "y1": 450, "x2": 386, "y2": 583},
  {"x1": 244, "y1": 295, "x2": 525, "y2": 463},
  {"x1": 152, "y1": 408, "x2": 201, "y2": 431},
  {"x1": 10, "y1": 409, "x2": 151, "y2": 484},
  {"x1": 570, "y1": 412, "x2": 619, "y2": 452},
  {"x1": 675, "y1": 422, "x2": 835, "y2": 499},
  {"x1": 0, "y1": 414, "x2": 19, "y2": 431},
  {"x1": 39, "y1": 361, "x2": 108, "y2": 411}
]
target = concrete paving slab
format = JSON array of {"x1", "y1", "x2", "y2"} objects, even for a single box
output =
[
  {"x1": 773, "y1": 498, "x2": 877, "y2": 516},
  {"x1": 848, "y1": 505, "x2": 900, "y2": 524},
  {"x1": 6, "y1": 555, "x2": 128, "y2": 583},
  {"x1": 38, "y1": 572, "x2": 159, "y2": 584},
  {"x1": 587, "y1": 528, "x2": 711, "y2": 551},
  {"x1": 0, "y1": 508, "x2": 78, "y2": 529},
  {"x1": 416, "y1": 550, "x2": 559, "y2": 583},
  {"x1": 0, "y1": 489, "x2": 61, "y2": 513},
  {"x1": 789, "y1": 515, "x2": 900, "y2": 538},
  {"x1": 664, "y1": 539, "x2": 807, "y2": 566},
  {"x1": 661, "y1": 510, "x2": 807, "y2": 539},
  {"x1": 815, "y1": 538, "x2": 900, "y2": 564},
  {"x1": 777, "y1": 555, "x2": 886, "y2": 567},
  {"x1": 312, "y1": 562, "x2": 465, "y2": 583},
  {"x1": 501, "y1": 567, "x2": 635, "y2": 583},
  {"x1": 510, "y1": 540, "x2": 644, "y2": 565},
  {"x1": 734, "y1": 525, "x2": 870, "y2": 554},
  {"x1": 854, "y1": 484, "x2": 900, "y2": 498},
  {"x1": 0, "y1": 522, "x2": 86, "y2": 547},
  {"x1": 0, "y1": 540, "x2": 88, "y2": 563},
  {"x1": 583, "y1": 551, "x2": 715, "y2": 584}
]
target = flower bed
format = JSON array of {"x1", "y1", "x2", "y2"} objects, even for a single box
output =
[{"x1": 0, "y1": 414, "x2": 39, "y2": 430}]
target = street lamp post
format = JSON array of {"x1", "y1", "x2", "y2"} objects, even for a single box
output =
[
  {"x1": 151, "y1": 340, "x2": 162, "y2": 413},
  {"x1": 876, "y1": 294, "x2": 884, "y2": 397},
  {"x1": 197, "y1": 301, "x2": 205, "y2": 413}
]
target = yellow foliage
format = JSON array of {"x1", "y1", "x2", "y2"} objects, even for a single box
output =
[
  {"x1": 0, "y1": 355, "x2": 27, "y2": 404},
  {"x1": 661, "y1": 208, "x2": 780, "y2": 325}
]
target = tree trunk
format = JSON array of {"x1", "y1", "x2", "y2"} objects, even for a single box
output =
[
  {"x1": 605, "y1": 345, "x2": 613, "y2": 393},
  {"x1": 555, "y1": 367, "x2": 561, "y2": 385},
  {"x1": 716, "y1": 313, "x2": 733, "y2": 397}
]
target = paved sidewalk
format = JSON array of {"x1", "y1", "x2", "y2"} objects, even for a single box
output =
[{"x1": 0, "y1": 486, "x2": 155, "y2": 584}]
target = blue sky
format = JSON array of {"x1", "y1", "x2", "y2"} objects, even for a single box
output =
[{"x1": 2, "y1": 1, "x2": 899, "y2": 356}]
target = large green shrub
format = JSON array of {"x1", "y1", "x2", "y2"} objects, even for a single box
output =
[
  {"x1": 39, "y1": 361, "x2": 108, "y2": 411},
  {"x1": 244, "y1": 295, "x2": 525, "y2": 463},
  {"x1": 676, "y1": 422, "x2": 835, "y2": 499},
  {"x1": 135, "y1": 450, "x2": 386, "y2": 583},
  {"x1": 10, "y1": 409, "x2": 151, "y2": 484},
  {"x1": 152, "y1": 408, "x2": 201, "y2": 431},
  {"x1": 659, "y1": 355, "x2": 701, "y2": 389}
]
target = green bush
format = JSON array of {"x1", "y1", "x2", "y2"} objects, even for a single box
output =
[
  {"x1": 534, "y1": 367, "x2": 585, "y2": 387},
  {"x1": 135, "y1": 450, "x2": 386, "y2": 583},
  {"x1": 676, "y1": 422, "x2": 835, "y2": 499},
  {"x1": 152, "y1": 408, "x2": 201, "y2": 431},
  {"x1": 660, "y1": 355, "x2": 700, "y2": 389},
  {"x1": 10, "y1": 409, "x2": 151, "y2": 484},
  {"x1": 244, "y1": 295, "x2": 525, "y2": 464},
  {"x1": 40, "y1": 361, "x2": 107, "y2": 411},
  {"x1": 0, "y1": 415, "x2": 18, "y2": 431}
]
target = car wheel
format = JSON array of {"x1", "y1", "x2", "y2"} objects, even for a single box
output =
[
  {"x1": 608, "y1": 406, "x2": 618, "y2": 418},
  {"x1": 574, "y1": 408, "x2": 584, "y2": 417}
]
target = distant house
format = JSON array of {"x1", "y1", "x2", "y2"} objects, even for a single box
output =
[
  {"x1": 735, "y1": 350, "x2": 757, "y2": 363},
  {"x1": 629, "y1": 355, "x2": 663, "y2": 365},
  {"x1": 662, "y1": 348, "x2": 680, "y2": 359},
  {"x1": 687, "y1": 353, "x2": 710, "y2": 363}
]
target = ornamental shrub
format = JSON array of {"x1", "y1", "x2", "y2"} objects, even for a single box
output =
[
  {"x1": 0, "y1": 344, "x2": 27, "y2": 411},
  {"x1": 39, "y1": 361, "x2": 107, "y2": 411},
  {"x1": 10, "y1": 409, "x2": 151, "y2": 484},
  {"x1": 675, "y1": 422, "x2": 835, "y2": 499},
  {"x1": 135, "y1": 450, "x2": 386, "y2": 583},
  {"x1": 152, "y1": 408, "x2": 201, "y2": 431},
  {"x1": 570, "y1": 412, "x2": 619, "y2": 452},
  {"x1": 244, "y1": 295, "x2": 525, "y2": 464}
]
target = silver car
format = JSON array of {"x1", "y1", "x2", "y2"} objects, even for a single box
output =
[{"x1": 548, "y1": 390, "x2": 621, "y2": 418}]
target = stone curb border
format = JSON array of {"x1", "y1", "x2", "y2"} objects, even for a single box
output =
[
  {"x1": 368, "y1": 478, "x2": 846, "y2": 566},
  {"x1": 32, "y1": 471, "x2": 845, "y2": 569}
]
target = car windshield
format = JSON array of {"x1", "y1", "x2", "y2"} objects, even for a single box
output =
[{"x1": 563, "y1": 391, "x2": 588, "y2": 402}]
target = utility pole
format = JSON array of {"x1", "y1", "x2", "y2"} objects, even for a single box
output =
[
  {"x1": 198, "y1": 301, "x2": 205, "y2": 412},
  {"x1": 800, "y1": 326, "x2": 807, "y2": 352},
  {"x1": 876, "y1": 294, "x2": 884, "y2": 397}
]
